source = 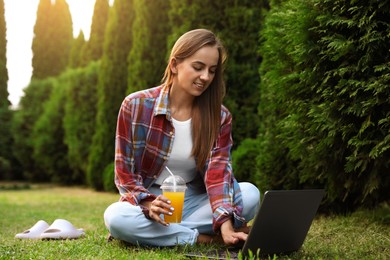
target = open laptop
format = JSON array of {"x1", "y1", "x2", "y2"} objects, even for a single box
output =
[{"x1": 186, "y1": 189, "x2": 325, "y2": 259}]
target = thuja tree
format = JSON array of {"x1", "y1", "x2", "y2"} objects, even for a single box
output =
[
  {"x1": 87, "y1": 0, "x2": 135, "y2": 190},
  {"x1": 81, "y1": 0, "x2": 110, "y2": 66},
  {"x1": 127, "y1": 0, "x2": 171, "y2": 92},
  {"x1": 219, "y1": 1, "x2": 267, "y2": 147},
  {"x1": 69, "y1": 31, "x2": 86, "y2": 68},
  {"x1": 63, "y1": 62, "x2": 99, "y2": 184},
  {"x1": 31, "y1": 74, "x2": 72, "y2": 184},
  {"x1": 168, "y1": 0, "x2": 266, "y2": 147},
  {"x1": 0, "y1": 0, "x2": 13, "y2": 179},
  {"x1": 257, "y1": 0, "x2": 390, "y2": 210},
  {"x1": 11, "y1": 79, "x2": 54, "y2": 181},
  {"x1": 0, "y1": 0, "x2": 6, "y2": 107},
  {"x1": 32, "y1": 0, "x2": 73, "y2": 79}
]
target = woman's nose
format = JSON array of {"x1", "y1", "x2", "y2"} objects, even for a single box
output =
[{"x1": 200, "y1": 71, "x2": 210, "y2": 81}]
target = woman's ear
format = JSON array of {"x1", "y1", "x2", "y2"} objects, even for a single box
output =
[{"x1": 170, "y1": 58, "x2": 178, "y2": 74}]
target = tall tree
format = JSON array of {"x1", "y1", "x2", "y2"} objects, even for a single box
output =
[
  {"x1": 221, "y1": 1, "x2": 267, "y2": 147},
  {"x1": 31, "y1": 73, "x2": 72, "y2": 184},
  {"x1": 32, "y1": 0, "x2": 73, "y2": 79},
  {"x1": 49, "y1": 0, "x2": 73, "y2": 74},
  {"x1": 81, "y1": 0, "x2": 110, "y2": 65},
  {"x1": 63, "y1": 61, "x2": 99, "y2": 184},
  {"x1": 69, "y1": 31, "x2": 86, "y2": 68},
  {"x1": 31, "y1": 0, "x2": 52, "y2": 79},
  {"x1": 0, "y1": 0, "x2": 8, "y2": 107},
  {"x1": 168, "y1": 0, "x2": 266, "y2": 147},
  {"x1": 127, "y1": 0, "x2": 171, "y2": 92},
  {"x1": 0, "y1": 0, "x2": 13, "y2": 179},
  {"x1": 257, "y1": 0, "x2": 390, "y2": 209},
  {"x1": 87, "y1": 0, "x2": 135, "y2": 190},
  {"x1": 11, "y1": 79, "x2": 54, "y2": 181}
]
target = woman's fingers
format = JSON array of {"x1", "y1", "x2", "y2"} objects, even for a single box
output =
[
  {"x1": 148, "y1": 195, "x2": 173, "y2": 226},
  {"x1": 220, "y1": 220, "x2": 249, "y2": 246}
]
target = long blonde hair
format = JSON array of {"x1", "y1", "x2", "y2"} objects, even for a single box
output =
[{"x1": 162, "y1": 29, "x2": 227, "y2": 172}]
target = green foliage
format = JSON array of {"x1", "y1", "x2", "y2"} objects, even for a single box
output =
[
  {"x1": 220, "y1": 1, "x2": 267, "y2": 147},
  {"x1": 81, "y1": 0, "x2": 110, "y2": 65},
  {"x1": 69, "y1": 31, "x2": 86, "y2": 68},
  {"x1": 103, "y1": 162, "x2": 116, "y2": 192},
  {"x1": 51, "y1": 0, "x2": 73, "y2": 73},
  {"x1": 0, "y1": 0, "x2": 8, "y2": 107},
  {"x1": 257, "y1": 0, "x2": 390, "y2": 210},
  {"x1": 31, "y1": 73, "x2": 72, "y2": 184},
  {"x1": 31, "y1": 0, "x2": 52, "y2": 79},
  {"x1": 11, "y1": 79, "x2": 54, "y2": 181},
  {"x1": 32, "y1": 0, "x2": 73, "y2": 79},
  {"x1": 0, "y1": 156, "x2": 10, "y2": 179},
  {"x1": 127, "y1": 0, "x2": 171, "y2": 92},
  {"x1": 63, "y1": 62, "x2": 99, "y2": 184},
  {"x1": 0, "y1": 0, "x2": 21, "y2": 180},
  {"x1": 87, "y1": 0, "x2": 135, "y2": 190},
  {"x1": 232, "y1": 138, "x2": 261, "y2": 186},
  {"x1": 0, "y1": 107, "x2": 13, "y2": 179}
]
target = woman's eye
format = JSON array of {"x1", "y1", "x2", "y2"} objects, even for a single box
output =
[{"x1": 193, "y1": 66, "x2": 202, "y2": 71}]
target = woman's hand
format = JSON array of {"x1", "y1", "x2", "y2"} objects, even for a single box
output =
[
  {"x1": 141, "y1": 195, "x2": 173, "y2": 226},
  {"x1": 220, "y1": 219, "x2": 248, "y2": 246}
]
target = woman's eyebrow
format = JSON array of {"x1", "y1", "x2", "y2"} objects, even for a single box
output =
[{"x1": 192, "y1": 61, "x2": 218, "y2": 68}]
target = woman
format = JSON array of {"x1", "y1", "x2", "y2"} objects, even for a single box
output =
[{"x1": 104, "y1": 29, "x2": 260, "y2": 247}]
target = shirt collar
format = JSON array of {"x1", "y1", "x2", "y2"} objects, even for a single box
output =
[{"x1": 154, "y1": 84, "x2": 171, "y2": 120}]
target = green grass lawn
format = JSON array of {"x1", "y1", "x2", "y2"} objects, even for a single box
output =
[{"x1": 0, "y1": 184, "x2": 389, "y2": 259}]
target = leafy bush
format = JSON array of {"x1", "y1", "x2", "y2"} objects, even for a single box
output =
[
  {"x1": 31, "y1": 73, "x2": 72, "y2": 184},
  {"x1": 257, "y1": 0, "x2": 390, "y2": 210},
  {"x1": 0, "y1": 156, "x2": 10, "y2": 179},
  {"x1": 11, "y1": 79, "x2": 54, "y2": 181},
  {"x1": 63, "y1": 62, "x2": 99, "y2": 184},
  {"x1": 103, "y1": 162, "x2": 117, "y2": 193},
  {"x1": 232, "y1": 138, "x2": 261, "y2": 186},
  {"x1": 87, "y1": 0, "x2": 135, "y2": 190}
]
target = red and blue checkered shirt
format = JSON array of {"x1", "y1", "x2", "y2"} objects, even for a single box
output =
[{"x1": 114, "y1": 84, "x2": 244, "y2": 231}]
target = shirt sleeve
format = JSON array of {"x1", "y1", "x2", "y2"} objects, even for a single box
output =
[
  {"x1": 114, "y1": 98, "x2": 157, "y2": 205},
  {"x1": 204, "y1": 108, "x2": 245, "y2": 232}
]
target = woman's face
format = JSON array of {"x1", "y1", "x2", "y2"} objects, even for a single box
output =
[{"x1": 171, "y1": 45, "x2": 219, "y2": 98}]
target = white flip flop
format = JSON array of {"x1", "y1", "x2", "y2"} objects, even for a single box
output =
[
  {"x1": 40, "y1": 219, "x2": 85, "y2": 240},
  {"x1": 15, "y1": 220, "x2": 50, "y2": 239}
]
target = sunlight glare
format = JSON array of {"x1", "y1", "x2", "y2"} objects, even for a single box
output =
[{"x1": 66, "y1": 0, "x2": 96, "y2": 39}]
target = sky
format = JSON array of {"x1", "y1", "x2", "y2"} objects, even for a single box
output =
[{"x1": 4, "y1": 0, "x2": 98, "y2": 108}]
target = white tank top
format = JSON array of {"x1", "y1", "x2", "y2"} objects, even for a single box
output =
[{"x1": 155, "y1": 117, "x2": 197, "y2": 185}]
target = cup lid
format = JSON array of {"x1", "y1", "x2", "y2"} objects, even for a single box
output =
[{"x1": 160, "y1": 175, "x2": 186, "y2": 190}]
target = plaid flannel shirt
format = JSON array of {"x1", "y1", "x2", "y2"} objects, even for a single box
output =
[{"x1": 114, "y1": 84, "x2": 244, "y2": 232}]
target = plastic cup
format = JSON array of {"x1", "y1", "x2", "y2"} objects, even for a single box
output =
[{"x1": 160, "y1": 175, "x2": 187, "y2": 223}]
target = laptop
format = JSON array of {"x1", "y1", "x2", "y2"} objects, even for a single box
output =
[{"x1": 185, "y1": 189, "x2": 325, "y2": 259}]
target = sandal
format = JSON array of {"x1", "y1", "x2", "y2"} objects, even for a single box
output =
[
  {"x1": 40, "y1": 219, "x2": 85, "y2": 240},
  {"x1": 15, "y1": 220, "x2": 50, "y2": 239}
]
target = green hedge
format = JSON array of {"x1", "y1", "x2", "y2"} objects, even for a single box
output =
[{"x1": 256, "y1": 0, "x2": 390, "y2": 210}]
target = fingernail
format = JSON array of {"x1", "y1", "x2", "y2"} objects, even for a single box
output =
[
  {"x1": 167, "y1": 200, "x2": 171, "y2": 204},
  {"x1": 168, "y1": 212, "x2": 172, "y2": 215},
  {"x1": 170, "y1": 207, "x2": 174, "y2": 211}
]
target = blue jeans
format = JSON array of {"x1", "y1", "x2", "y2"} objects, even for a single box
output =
[{"x1": 104, "y1": 179, "x2": 260, "y2": 247}]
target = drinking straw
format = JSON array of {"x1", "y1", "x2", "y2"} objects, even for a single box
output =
[{"x1": 165, "y1": 166, "x2": 176, "y2": 191}]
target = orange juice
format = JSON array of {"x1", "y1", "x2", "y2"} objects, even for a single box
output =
[{"x1": 163, "y1": 191, "x2": 185, "y2": 223}]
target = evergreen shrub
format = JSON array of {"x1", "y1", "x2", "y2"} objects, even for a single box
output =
[
  {"x1": 103, "y1": 162, "x2": 116, "y2": 192},
  {"x1": 257, "y1": 0, "x2": 390, "y2": 210}
]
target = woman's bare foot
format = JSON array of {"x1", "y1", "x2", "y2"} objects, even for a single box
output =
[{"x1": 196, "y1": 234, "x2": 224, "y2": 244}]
